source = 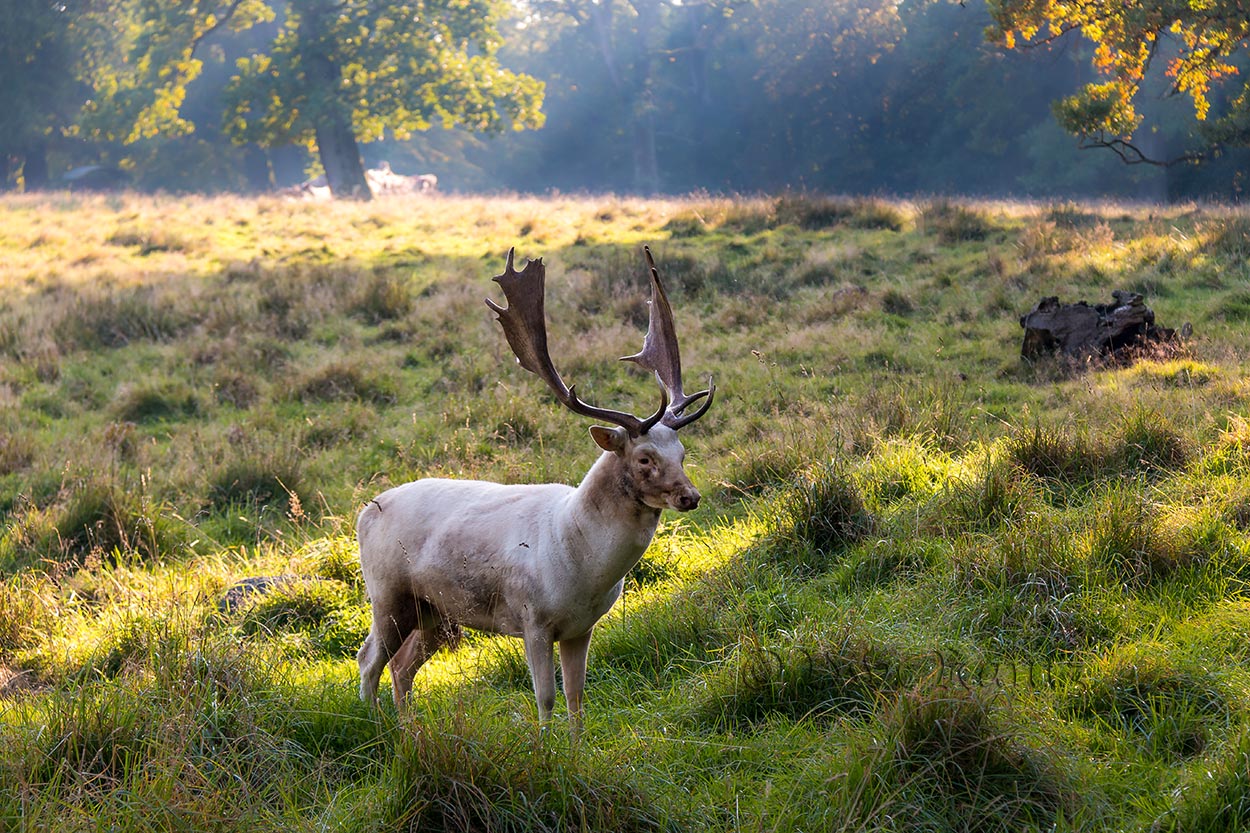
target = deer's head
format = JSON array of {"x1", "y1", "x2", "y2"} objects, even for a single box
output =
[{"x1": 487, "y1": 248, "x2": 714, "y2": 512}]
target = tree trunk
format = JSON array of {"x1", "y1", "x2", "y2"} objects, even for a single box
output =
[
  {"x1": 22, "y1": 142, "x2": 49, "y2": 191},
  {"x1": 1019, "y1": 291, "x2": 1187, "y2": 360},
  {"x1": 584, "y1": 0, "x2": 662, "y2": 194},
  {"x1": 632, "y1": 104, "x2": 660, "y2": 194},
  {"x1": 313, "y1": 113, "x2": 369, "y2": 200},
  {"x1": 242, "y1": 144, "x2": 273, "y2": 192},
  {"x1": 629, "y1": 0, "x2": 661, "y2": 194},
  {"x1": 297, "y1": 0, "x2": 370, "y2": 201}
]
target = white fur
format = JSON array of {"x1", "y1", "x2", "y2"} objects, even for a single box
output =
[{"x1": 356, "y1": 423, "x2": 699, "y2": 733}]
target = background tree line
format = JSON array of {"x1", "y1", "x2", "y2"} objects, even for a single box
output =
[{"x1": 2, "y1": 0, "x2": 1247, "y2": 200}]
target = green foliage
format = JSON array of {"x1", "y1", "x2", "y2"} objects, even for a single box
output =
[
  {"x1": 1206, "y1": 216, "x2": 1250, "y2": 260},
  {"x1": 221, "y1": 0, "x2": 544, "y2": 196},
  {"x1": 1217, "y1": 290, "x2": 1250, "y2": 323},
  {"x1": 0, "y1": 432, "x2": 34, "y2": 476},
  {"x1": 55, "y1": 288, "x2": 193, "y2": 350},
  {"x1": 349, "y1": 271, "x2": 414, "y2": 324},
  {"x1": 0, "y1": 574, "x2": 57, "y2": 658},
  {"x1": 105, "y1": 223, "x2": 195, "y2": 254},
  {"x1": 920, "y1": 453, "x2": 1043, "y2": 535},
  {"x1": 1, "y1": 478, "x2": 188, "y2": 570},
  {"x1": 988, "y1": 0, "x2": 1250, "y2": 164},
  {"x1": 1007, "y1": 423, "x2": 1103, "y2": 484}
]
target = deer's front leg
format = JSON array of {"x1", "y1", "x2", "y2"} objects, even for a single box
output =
[
  {"x1": 559, "y1": 630, "x2": 593, "y2": 738},
  {"x1": 523, "y1": 629, "x2": 557, "y2": 724}
]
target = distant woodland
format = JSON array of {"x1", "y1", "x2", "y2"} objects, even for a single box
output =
[{"x1": 3, "y1": 0, "x2": 1248, "y2": 200}]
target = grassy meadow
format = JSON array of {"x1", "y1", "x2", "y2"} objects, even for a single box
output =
[{"x1": 2, "y1": 191, "x2": 1250, "y2": 830}]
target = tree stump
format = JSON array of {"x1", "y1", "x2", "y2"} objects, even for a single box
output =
[{"x1": 1019, "y1": 291, "x2": 1188, "y2": 361}]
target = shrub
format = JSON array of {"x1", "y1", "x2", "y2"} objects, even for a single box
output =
[
  {"x1": 773, "y1": 194, "x2": 907, "y2": 232},
  {"x1": 662, "y1": 211, "x2": 708, "y2": 238},
  {"x1": 716, "y1": 201, "x2": 777, "y2": 234},
  {"x1": 351, "y1": 270, "x2": 413, "y2": 323},
  {"x1": 767, "y1": 461, "x2": 873, "y2": 571},
  {"x1": 688, "y1": 628, "x2": 897, "y2": 730},
  {"x1": 237, "y1": 578, "x2": 344, "y2": 634},
  {"x1": 1007, "y1": 423, "x2": 1105, "y2": 484},
  {"x1": 293, "y1": 361, "x2": 397, "y2": 404},
  {"x1": 105, "y1": 223, "x2": 192, "y2": 254},
  {"x1": 1045, "y1": 202, "x2": 1101, "y2": 229},
  {"x1": 235, "y1": 578, "x2": 367, "y2": 657},
  {"x1": 848, "y1": 198, "x2": 908, "y2": 231},
  {"x1": 300, "y1": 404, "x2": 373, "y2": 449},
  {"x1": 1086, "y1": 486, "x2": 1187, "y2": 587},
  {"x1": 257, "y1": 271, "x2": 320, "y2": 339},
  {"x1": 1108, "y1": 408, "x2": 1191, "y2": 474},
  {"x1": 369, "y1": 716, "x2": 672, "y2": 833},
  {"x1": 885, "y1": 687, "x2": 1073, "y2": 829},
  {"x1": 920, "y1": 200, "x2": 996, "y2": 243},
  {"x1": 1, "y1": 479, "x2": 187, "y2": 569},
  {"x1": 775, "y1": 194, "x2": 858, "y2": 229},
  {"x1": 56, "y1": 289, "x2": 192, "y2": 350},
  {"x1": 1155, "y1": 727, "x2": 1250, "y2": 831},
  {"x1": 89, "y1": 608, "x2": 185, "y2": 678},
  {"x1": 213, "y1": 371, "x2": 261, "y2": 409},
  {"x1": 835, "y1": 537, "x2": 942, "y2": 589},
  {"x1": 299, "y1": 536, "x2": 364, "y2": 590},
  {"x1": 112, "y1": 383, "x2": 202, "y2": 423},
  {"x1": 920, "y1": 455, "x2": 1042, "y2": 535},
  {"x1": 644, "y1": 250, "x2": 708, "y2": 296},
  {"x1": 1215, "y1": 289, "x2": 1250, "y2": 323},
  {"x1": 855, "y1": 437, "x2": 953, "y2": 508},
  {"x1": 0, "y1": 574, "x2": 57, "y2": 657},
  {"x1": 881, "y1": 288, "x2": 915, "y2": 316},
  {"x1": 1203, "y1": 215, "x2": 1250, "y2": 260},
  {"x1": 1067, "y1": 646, "x2": 1230, "y2": 759},
  {"x1": 719, "y1": 440, "x2": 809, "y2": 500},
  {"x1": 56, "y1": 481, "x2": 185, "y2": 565},
  {"x1": 0, "y1": 432, "x2": 34, "y2": 476},
  {"x1": 205, "y1": 448, "x2": 305, "y2": 514}
]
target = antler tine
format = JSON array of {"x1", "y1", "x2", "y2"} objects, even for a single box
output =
[
  {"x1": 486, "y1": 248, "x2": 666, "y2": 437},
  {"x1": 621, "y1": 246, "x2": 716, "y2": 430}
]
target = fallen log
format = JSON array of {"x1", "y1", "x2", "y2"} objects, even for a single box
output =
[{"x1": 1020, "y1": 291, "x2": 1190, "y2": 361}]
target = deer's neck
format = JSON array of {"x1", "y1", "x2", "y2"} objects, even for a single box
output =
[{"x1": 562, "y1": 451, "x2": 660, "y2": 581}]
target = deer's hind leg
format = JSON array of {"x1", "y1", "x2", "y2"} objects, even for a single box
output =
[
  {"x1": 358, "y1": 591, "x2": 420, "y2": 705},
  {"x1": 389, "y1": 612, "x2": 462, "y2": 708}
]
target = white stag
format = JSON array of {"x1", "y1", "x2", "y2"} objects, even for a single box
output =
[{"x1": 356, "y1": 248, "x2": 714, "y2": 732}]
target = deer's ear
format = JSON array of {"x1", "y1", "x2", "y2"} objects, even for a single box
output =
[{"x1": 590, "y1": 425, "x2": 629, "y2": 454}]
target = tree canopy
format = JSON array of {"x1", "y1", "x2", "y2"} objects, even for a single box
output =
[
  {"x1": 0, "y1": 0, "x2": 543, "y2": 199},
  {"x1": 2, "y1": 0, "x2": 1246, "y2": 199},
  {"x1": 987, "y1": 0, "x2": 1250, "y2": 165},
  {"x1": 222, "y1": 0, "x2": 545, "y2": 197}
]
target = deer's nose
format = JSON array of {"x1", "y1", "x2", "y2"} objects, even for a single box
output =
[{"x1": 674, "y1": 488, "x2": 701, "y2": 512}]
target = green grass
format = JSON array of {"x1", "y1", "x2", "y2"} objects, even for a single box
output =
[{"x1": 2, "y1": 192, "x2": 1250, "y2": 831}]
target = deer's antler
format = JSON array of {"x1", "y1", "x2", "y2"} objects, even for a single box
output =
[
  {"x1": 487, "y1": 248, "x2": 667, "y2": 437},
  {"x1": 621, "y1": 246, "x2": 715, "y2": 430}
]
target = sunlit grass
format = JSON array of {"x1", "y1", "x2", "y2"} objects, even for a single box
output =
[{"x1": 4, "y1": 192, "x2": 1250, "y2": 831}]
